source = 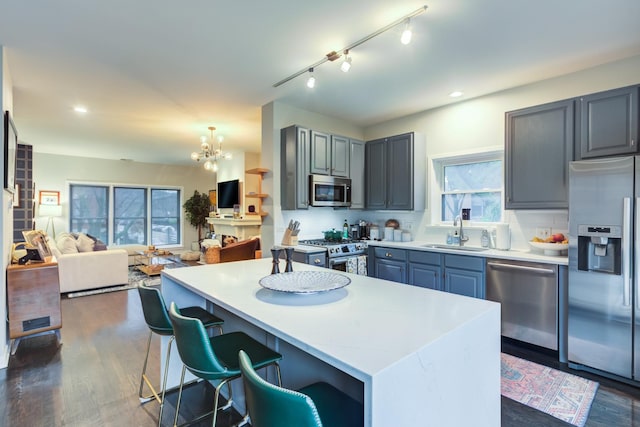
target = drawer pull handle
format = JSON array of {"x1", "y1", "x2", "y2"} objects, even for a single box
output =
[
  {"x1": 385, "y1": 252, "x2": 393, "y2": 258},
  {"x1": 314, "y1": 258, "x2": 322, "y2": 264}
]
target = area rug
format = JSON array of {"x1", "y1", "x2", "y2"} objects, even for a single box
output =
[
  {"x1": 501, "y1": 353, "x2": 599, "y2": 427},
  {"x1": 65, "y1": 268, "x2": 160, "y2": 298}
]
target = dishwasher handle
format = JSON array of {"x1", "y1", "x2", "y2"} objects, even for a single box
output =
[{"x1": 487, "y1": 261, "x2": 556, "y2": 275}]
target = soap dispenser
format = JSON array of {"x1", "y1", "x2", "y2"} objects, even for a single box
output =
[{"x1": 481, "y1": 229, "x2": 491, "y2": 248}]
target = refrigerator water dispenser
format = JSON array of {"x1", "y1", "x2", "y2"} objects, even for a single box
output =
[{"x1": 577, "y1": 225, "x2": 621, "y2": 275}]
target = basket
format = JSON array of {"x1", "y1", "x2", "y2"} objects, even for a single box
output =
[{"x1": 205, "y1": 247, "x2": 221, "y2": 264}]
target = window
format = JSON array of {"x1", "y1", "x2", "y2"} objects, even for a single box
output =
[
  {"x1": 114, "y1": 187, "x2": 147, "y2": 245},
  {"x1": 70, "y1": 185, "x2": 109, "y2": 243},
  {"x1": 69, "y1": 184, "x2": 182, "y2": 246},
  {"x1": 151, "y1": 189, "x2": 180, "y2": 246},
  {"x1": 434, "y1": 151, "x2": 503, "y2": 223}
]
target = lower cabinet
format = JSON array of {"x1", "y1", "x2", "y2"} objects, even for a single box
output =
[
  {"x1": 443, "y1": 254, "x2": 486, "y2": 299},
  {"x1": 292, "y1": 250, "x2": 327, "y2": 268},
  {"x1": 369, "y1": 247, "x2": 485, "y2": 299},
  {"x1": 372, "y1": 247, "x2": 407, "y2": 283},
  {"x1": 408, "y1": 251, "x2": 442, "y2": 290}
]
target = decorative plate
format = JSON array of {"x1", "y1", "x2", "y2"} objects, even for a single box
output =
[
  {"x1": 259, "y1": 271, "x2": 351, "y2": 294},
  {"x1": 528, "y1": 241, "x2": 569, "y2": 255}
]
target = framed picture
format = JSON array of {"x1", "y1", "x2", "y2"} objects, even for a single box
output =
[
  {"x1": 22, "y1": 230, "x2": 52, "y2": 261},
  {"x1": 4, "y1": 111, "x2": 17, "y2": 193},
  {"x1": 13, "y1": 183, "x2": 20, "y2": 207},
  {"x1": 39, "y1": 190, "x2": 60, "y2": 205}
]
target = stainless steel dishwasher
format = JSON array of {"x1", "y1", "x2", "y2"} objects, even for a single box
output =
[{"x1": 486, "y1": 259, "x2": 558, "y2": 350}]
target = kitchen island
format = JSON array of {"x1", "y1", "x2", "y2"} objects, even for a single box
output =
[{"x1": 161, "y1": 258, "x2": 500, "y2": 427}]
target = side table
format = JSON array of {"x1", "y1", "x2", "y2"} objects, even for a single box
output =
[{"x1": 6, "y1": 261, "x2": 62, "y2": 355}]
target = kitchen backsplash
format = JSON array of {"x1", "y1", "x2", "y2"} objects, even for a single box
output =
[{"x1": 281, "y1": 207, "x2": 568, "y2": 252}]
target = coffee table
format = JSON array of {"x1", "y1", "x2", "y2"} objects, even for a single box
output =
[{"x1": 135, "y1": 251, "x2": 181, "y2": 276}]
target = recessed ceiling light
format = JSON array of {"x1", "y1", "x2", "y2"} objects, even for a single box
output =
[
  {"x1": 449, "y1": 91, "x2": 464, "y2": 98},
  {"x1": 74, "y1": 105, "x2": 88, "y2": 114}
]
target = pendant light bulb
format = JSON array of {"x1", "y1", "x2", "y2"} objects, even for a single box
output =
[
  {"x1": 213, "y1": 160, "x2": 218, "y2": 172},
  {"x1": 203, "y1": 159, "x2": 213, "y2": 171},
  {"x1": 340, "y1": 51, "x2": 352, "y2": 73},
  {"x1": 306, "y1": 68, "x2": 316, "y2": 88},
  {"x1": 400, "y1": 19, "x2": 412, "y2": 45}
]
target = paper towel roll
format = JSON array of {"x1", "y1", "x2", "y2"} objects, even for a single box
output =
[{"x1": 495, "y1": 223, "x2": 510, "y2": 250}]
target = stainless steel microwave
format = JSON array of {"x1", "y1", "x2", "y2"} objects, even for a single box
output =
[{"x1": 309, "y1": 175, "x2": 351, "y2": 207}]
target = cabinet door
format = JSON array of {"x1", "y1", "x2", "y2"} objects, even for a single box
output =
[
  {"x1": 331, "y1": 135, "x2": 350, "y2": 177},
  {"x1": 281, "y1": 126, "x2": 310, "y2": 210},
  {"x1": 578, "y1": 85, "x2": 639, "y2": 159},
  {"x1": 409, "y1": 263, "x2": 442, "y2": 290},
  {"x1": 349, "y1": 140, "x2": 365, "y2": 209},
  {"x1": 375, "y1": 259, "x2": 407, "y2": 284},
  {"x1": 444, "y1": 268, "x2": 485, "y2": 299},
  {"x1": 365, "y1": 138, "x2": 387, "y2": 209},
  {"x1": 310, "y1": 130, "x2": 331, "y2": 175},
  {"x1": 387, "y1": 133, "x2": 414, "y2": 210},
  {"x1": 505, "y1": 99, "x2": 574, "y2": 209}
]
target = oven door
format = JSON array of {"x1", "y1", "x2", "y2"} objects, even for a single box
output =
[{"x1": 328, "y1": 255, "x2": 367, "y2": 275}]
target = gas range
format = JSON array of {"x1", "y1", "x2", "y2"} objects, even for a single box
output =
[{"x1": 298, "y1": 239, "x2": 368, "y2": 258}]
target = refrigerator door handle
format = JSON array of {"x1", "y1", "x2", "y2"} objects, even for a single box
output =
[{"x1": 623, "y1": 197, "x2": 632, "y2": 307}]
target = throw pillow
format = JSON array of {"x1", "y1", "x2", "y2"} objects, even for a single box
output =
[
  {"x1": 57, "y1": 234, "x2": 79, "y2": 254},
  {"x1": 76, "y1": 233, "x2": 95, "y2": 252}
]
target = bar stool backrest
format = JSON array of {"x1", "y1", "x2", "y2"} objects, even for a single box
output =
[
  {"x1": 137, "y1": 285, "x2": 173, "y2": 335},
  {"x1": 239, "y1": 350, "x2": 323, "y2": 427}
]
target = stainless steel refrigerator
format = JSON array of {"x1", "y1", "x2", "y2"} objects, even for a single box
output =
[{"x1": 568, "y1": 155, "x2": 639, "y2": 380}]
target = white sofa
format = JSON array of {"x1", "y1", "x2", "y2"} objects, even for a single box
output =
[{"x1": 48, "y1": 233, "x2": 129, "y2": 293}]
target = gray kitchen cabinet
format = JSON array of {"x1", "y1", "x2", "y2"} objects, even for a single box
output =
[
  {"x1": 371, "y1": 247, "x2": 407, "y2": 284},
  {"x1": 349, "y1": 139, "x2": 365, "y2": 209},
  {"x1": 505, "y1": 99, "x2": 574, "y2": 209},
  {"x1": 291, "y1": 250, "x2": 327, "y2": 268},
  {"x1": 281, "y1": 125, "x2": 310, "y2": 210},
  {"x1": 443, "y1": 254, "x2": 485, "y2": 299},
  {"x1": 408, "y1": 250, "x2": 442, "y2": 291},
  {"x1": 310, "y1": 131, "x2": 349, "y2": 177},
  {"x1": 365, "y1": 132, "x2": 425, "y2": 210},
  {"x1": 577, "y1": 85, "x2": 639, "y2": 159}
]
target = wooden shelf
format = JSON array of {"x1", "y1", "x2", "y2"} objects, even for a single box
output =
[{"x1": 245, "y1": 168, "x2": 270, "y2": 218}]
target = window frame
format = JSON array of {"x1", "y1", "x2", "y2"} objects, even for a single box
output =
[
  {"x1": 68, "y1": 182, "x2": 183, "y2": 247},
  {"x1": 430, "y1": 148, "x2": 504, "y2": 226}
]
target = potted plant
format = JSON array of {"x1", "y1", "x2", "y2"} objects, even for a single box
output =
[{"x1": 183, "y1": 190, "x2": 211, "y2": 242}]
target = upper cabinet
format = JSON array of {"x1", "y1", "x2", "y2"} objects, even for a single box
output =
[
  {"x1": 505, "y1": 99, "x2": 575, "y2": 209},
  {"x1": 281, "y1": 125, "x2": 310, "y2": 210},
  {"x1": 577, "y1": 85, "x2": 639, "y2": 160},
  {"x1": 349, "y1": 139, "x2": 365, "y2": 209},
  {"x1": 365, "y1": 132, "x2": 425, "y2": 211},
  {"x1": 310, "y1": 131, "x2": 350, "y2": 177}
]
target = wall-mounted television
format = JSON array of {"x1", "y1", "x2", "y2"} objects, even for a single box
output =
[{"x1": 217, "y1": 179, "x2": 240, "y2": 209}]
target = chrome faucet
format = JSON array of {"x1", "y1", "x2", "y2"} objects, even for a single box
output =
[{"x1": 453, "y1": 215, "x2": 470, "y2": 246}]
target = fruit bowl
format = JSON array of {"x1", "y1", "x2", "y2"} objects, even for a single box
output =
[{"x1": 528, "y1": 241, "x2": 568, "y2": 256}]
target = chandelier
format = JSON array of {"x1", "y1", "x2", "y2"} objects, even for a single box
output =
[{"x1": 190, "y1": 126, "x2": 232, "y2": 172}]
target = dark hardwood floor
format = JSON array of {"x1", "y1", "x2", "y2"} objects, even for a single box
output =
[{"x1": 1, "y1": 288, "x2": 640, "y2": 426}]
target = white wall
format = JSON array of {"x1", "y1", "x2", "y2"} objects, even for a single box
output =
[
  {"x1": 1, "y1": 45, "x2": 14, "y2": 369},
  {"x1": 33, "y1": 152, "x2": 215, "y2": 248},
  {"x1": 361, "y1": 54, "x2": 640, "y2": 249}
]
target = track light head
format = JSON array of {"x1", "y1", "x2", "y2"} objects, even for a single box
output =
[
  {"x1": 401, "y1": 19, "x2": 412, "y2": 45},
  {"x1": 340, "y1": 50, "x2": 352, "y2": 73},
  {"x1": 306, "y1": 68, "x2": 316, "y2": 88}
]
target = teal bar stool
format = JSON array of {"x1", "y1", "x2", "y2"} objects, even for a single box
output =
[
  {"x1": 137, "y1": 285, "x2": 224, "y2": 426},
  {"x1": 168, "y1": 302, "x2": 282, "y2": 427},
  {"x1": 239, "y1": 350, "x2": 364, "y2": 427}
]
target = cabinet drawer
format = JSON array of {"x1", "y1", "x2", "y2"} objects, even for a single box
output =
[
  {"x1": 374, "y1": 247, "x2": 407, "y2": 261},
  {"x1": 444, "y1": 254, "x2": 484, "y2": 271},
  {"x1": 409, "y1": 250, "x2": 441, "y2": 265}
]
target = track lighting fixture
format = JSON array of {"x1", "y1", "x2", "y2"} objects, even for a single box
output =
[
  {"x1": 306, "y1": 68, "x2": 316, "y2": 88},
  {"x1": 400, "y1": 19, "x2": 412, "y2": 45},
  {"x1": 340, "y1": 50, "x2": 352, "y2": 73},
  {"x1": 273, "y1": 5, "x2": 428, "y2": 88}
]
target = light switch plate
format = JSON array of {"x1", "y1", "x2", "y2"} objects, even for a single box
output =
[{"x1": 536, "y1": 227, "x2": 551, "y2": 239}]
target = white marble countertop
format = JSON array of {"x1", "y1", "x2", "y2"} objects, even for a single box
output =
[
  {"x1": 163, "y1": 258, "x2": 499, "y2": 379},
  {"x1": 366, "y1": 239, "x2": 569, "y2": 265}
]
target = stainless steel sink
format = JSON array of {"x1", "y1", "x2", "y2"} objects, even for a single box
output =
[{"x1": 422, "y1": 244, "x2": 488, "y2": 252}]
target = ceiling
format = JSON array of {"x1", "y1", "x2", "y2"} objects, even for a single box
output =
[{"x1": 1, "y1": 0, "x2": 639, "y2": 166}]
